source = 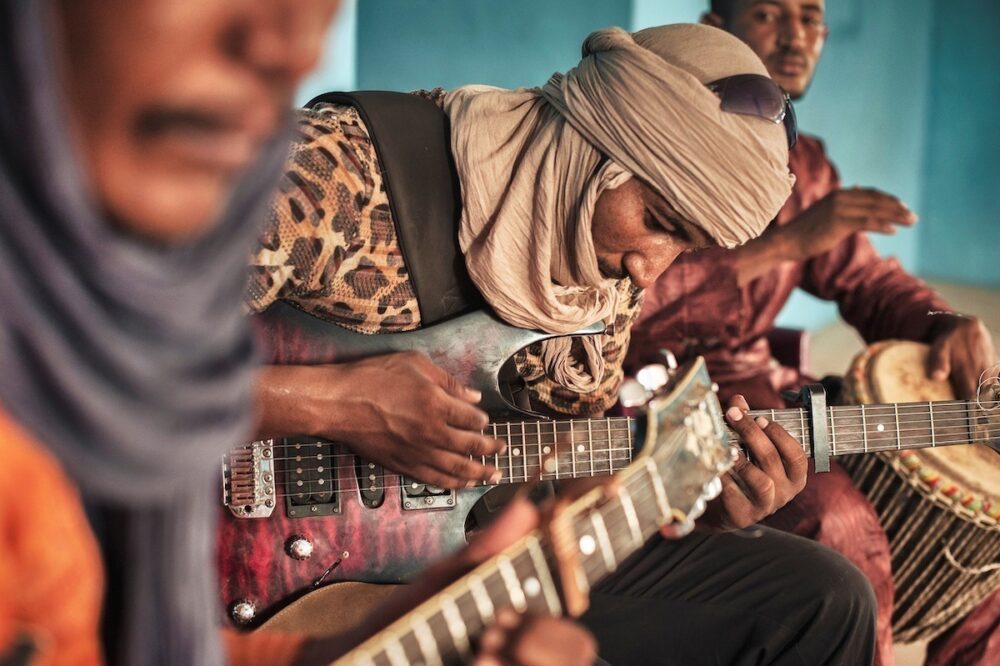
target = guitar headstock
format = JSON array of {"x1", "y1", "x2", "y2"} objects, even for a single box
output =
[{"x1": 621, "y1": 356, "x2": 732, "y2": 534}]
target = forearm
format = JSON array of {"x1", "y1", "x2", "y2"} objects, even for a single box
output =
[
  {"x1": 731, "y1": 232, "x2": 792, "y2": 287},
  {"x1": 253, "y1": 364, "x2": 348, "y2": 440}
]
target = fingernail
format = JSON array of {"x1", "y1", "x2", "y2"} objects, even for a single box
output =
[
  {"x1": 726, "y1": 406, "x2": 743, "y2": 422},
  {"x1": 932, "y1": 370, "x2": 947, "y2": 381},
  {"x1": 497, "y1": 441, "x2": 508, "y2": 454},
  {"x1": 480, "y1": 627, "x2": 505, "y2": 653},
  {"x1": 490, "y1": 471, "x2": 503, "y2": 483},
  {"x1": 468, "y1": 388, "x2": 482, "y2": 401},
  {"x1": 466, "y1": 480, "x2": 478, "y2": 488},
  {"x1": 495, "y1": 608, "x2": 519, "y2": 628},
  {"x1": 755, "y1": 416, "x2": 769, "y2": 428}
]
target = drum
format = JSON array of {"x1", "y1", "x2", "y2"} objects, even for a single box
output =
[{"x1": 840, "y1": 340, "x2": 1000, "y2": 642}]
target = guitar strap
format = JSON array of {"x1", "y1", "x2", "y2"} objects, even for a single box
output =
[{"x1": 307, "y1": 91, "x2": 484, "y2": 326}]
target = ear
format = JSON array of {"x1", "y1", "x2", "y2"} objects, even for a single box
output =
[{"x1": 701, "y1": 12, "x2": 725, "y2": 29}]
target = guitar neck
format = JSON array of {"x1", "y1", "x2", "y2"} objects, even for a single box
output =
[
  {"x1": 738, "y1": 399, "x2": 985, "y2": 457},
  {"x1": 337, "y1": 429, "x2": 690, "y2": 666},
  {"x1": 480, "y1": 417, "x2": 634, "y2": 486}
]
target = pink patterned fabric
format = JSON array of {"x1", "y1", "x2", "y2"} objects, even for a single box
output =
[{"x1": 626, "y1": 134, "x2": 999, "y2": 665}]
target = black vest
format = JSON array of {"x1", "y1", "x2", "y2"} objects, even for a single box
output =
[{"x1": 307, "y1": 91, "x2": 483, "y2": 326}]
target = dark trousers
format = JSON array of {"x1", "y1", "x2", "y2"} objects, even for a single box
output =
[{"x1": 580, "y1": 526, "x2": 877, "y2": 665}]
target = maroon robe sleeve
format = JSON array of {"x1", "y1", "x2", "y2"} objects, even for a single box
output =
[{"x1": 800, "y1": 230, "x2": 953, "y2": 345}]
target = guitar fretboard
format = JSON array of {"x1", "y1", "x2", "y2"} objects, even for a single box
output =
[
  {"x1": 739, "y1": 399, "x2": 987, "y2": 457},
  {"x1": 479, "y1": 418, "x2": 633, "y2": 485}
]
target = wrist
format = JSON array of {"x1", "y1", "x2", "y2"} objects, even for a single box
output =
[{"x1": 255, "y1": 364, "x2": 349, "y2": 439}]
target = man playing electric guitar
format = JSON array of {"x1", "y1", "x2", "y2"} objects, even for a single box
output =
[{"x1": 239, "y1": 23, "x2": 879, "y2": 664}]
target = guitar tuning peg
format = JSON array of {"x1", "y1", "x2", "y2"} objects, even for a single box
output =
[
  {"x1": 619, "y1": 378, "x2": 652, "y2": 408},
  {"x1": 657, "y1": 349, "x2": 679, "y2": 370},
  {"x1": 636, "y1": 364, "x2": 670, "y2": 393}
]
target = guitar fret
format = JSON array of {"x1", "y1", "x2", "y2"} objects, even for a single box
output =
[
  {"x1": 412, "y1": 617, "x2": 442, "y2": 666},
  {"x1": 570, "y1": 421, "x2": 578, "y2": 479},
  {"x1": 497, "y1": 556, "x2": 527, "y2": 613},
  {"x1": 526, "y1": 536, "x2": 562, "y2": 615},
  {"x1": 829, "y1": 406, "x2": 836, "y2": 455},
  {"x1": 644, "y1": 457, "x2": 672, "y2": 523},
  {"x1": 861, "y1": 406, "x2": 868, "y2": 453},
  {"x1": 590, "y1": 510, "x2": 617, "y2": 572},
  {"x1": 929, "y1": 402, "x2": 936, "y2": 447},
  {"x1": 799, "y1": 408, "x2": 807, "y2": 454},
  {"x1": 587, "y1": 420, "x2": 595, "y2": 478},
  {"x1": 440, "y1": 595, "x2": 470, "y2": 657},
  {"x1": 618, "y1": 486, "x2": 643, "y2": 547},
  {"x1": 468, "y1": 574, "x2": 494, "y2": 622},
  {"x1": 536, "y1": 422, "x2": 543, "y2": 479},
  {"x1": 606, "y1": 420, "x2": 614, "y2": 475},
  {"x1": 892, "y1": 402, "x2": 903, "y2": 451},
  {"x1": 385, "y1": 637, "x2": 409, "y2": 666},
  {"x1": 551, "y1": 421, "x2": 559, "y2": 480}
]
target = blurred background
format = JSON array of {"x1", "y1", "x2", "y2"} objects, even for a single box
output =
[{"x1": 299, "y1": 0, "x2": 999, "y2": 338}]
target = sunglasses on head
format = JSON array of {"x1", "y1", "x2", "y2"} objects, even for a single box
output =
[{"x1": 707, "y1": 74, "x2": 797, "y2": 149}]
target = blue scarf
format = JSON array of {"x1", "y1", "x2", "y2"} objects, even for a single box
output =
[{"x1": 0, "y1": 1, "x2": 289, "y2": 662}]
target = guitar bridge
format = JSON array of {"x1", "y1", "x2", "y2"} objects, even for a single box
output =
[{"x1": 223, "y1": 440, "x2": 277, "y2": 518}]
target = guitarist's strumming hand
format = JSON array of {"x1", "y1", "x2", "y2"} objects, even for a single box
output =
[
  {"x1": 294, "y1": 498, "x2": 598, "y2": 665},
  {"x1": 255, "y1": 351, "x2": 507, "y2": 489},
  {"x1": 698, "y1": 395, "x2": 808, "y2": 531}
]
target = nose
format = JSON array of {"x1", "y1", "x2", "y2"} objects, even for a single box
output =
[
  {"x1": 777, "y1": 14, "x2": 807, "y2": 50},
  {"x1": 623, "y1": 245, "x2": 684, "y2": 290}
]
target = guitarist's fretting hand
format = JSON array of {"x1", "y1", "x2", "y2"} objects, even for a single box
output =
[
  {"x1": 295, "y1": 498, "x2": 598, "y2": 666},
  {"x1": 255, "y1": 351, "x2": 507, "y2": 488},
  {"x1": 699, "y1": 395, "x2": 808, "y2": 531}
]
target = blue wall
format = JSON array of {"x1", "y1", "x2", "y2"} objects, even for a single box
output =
[
  {"x1": 298, "y1": 0, "x2": 999, "y2": 329},
  {"x1": 356, "y1": 0, "x2": 631, "y2": 91},
  {"x1": 918, "y1": 0, "x2": 1000, "y2": 286}
]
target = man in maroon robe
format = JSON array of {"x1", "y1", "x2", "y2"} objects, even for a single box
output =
[{"x1": 627, "y1": 2, "x2": 1000, "y2": 664}]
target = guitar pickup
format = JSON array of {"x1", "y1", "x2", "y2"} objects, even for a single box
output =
[
  {"x1": 223, "y1": 440, "x2": 277, "y2": 518},
  {"x1": 283, "y1": 438, "x2": 341, "y2": 518},
  {"x1": 356, "y1": 459, "x2": 386, "y2": 508},
  {"x1": 401, "y1": 477, "x2": 456, "y2": 511}
]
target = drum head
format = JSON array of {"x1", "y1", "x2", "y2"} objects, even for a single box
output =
[{"x1": 865, "y1": 341, "x2": 1000, "y2": 519}]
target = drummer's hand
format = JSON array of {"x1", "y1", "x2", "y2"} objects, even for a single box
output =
[
  {"x1": 700, "y1": 395, "x2": 808, "y2": 530},
  {"x1": 927, "y1": 315, "x2": 999, "y2": 398}
]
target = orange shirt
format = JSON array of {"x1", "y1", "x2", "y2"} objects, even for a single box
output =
[{"x1": 0, "y1": 408, "x2": 104, "y2": 665}]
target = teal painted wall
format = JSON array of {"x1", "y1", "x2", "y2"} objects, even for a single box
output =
[
  {"x1": 918, "y1": 0, "x2": 1000, "y2": 287},
  {"x1": 356, "y1": 0, "x2": 631, "y2": 91}
]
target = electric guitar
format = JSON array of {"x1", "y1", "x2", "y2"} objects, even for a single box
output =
[{"x1": 218, "y1": 303, "x2": 1000, "y2": 628}]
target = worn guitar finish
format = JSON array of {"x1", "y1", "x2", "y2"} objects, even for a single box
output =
[{"x1": 217, "y1": 302, "x2": 608, "y2": 627}]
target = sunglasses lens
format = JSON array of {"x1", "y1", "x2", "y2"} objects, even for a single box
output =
[{"x1": 709, "y1": 74, "x2": 797, "y2": 149}]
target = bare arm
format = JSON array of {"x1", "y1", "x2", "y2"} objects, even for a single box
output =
[{"x1": 253, "y1": 352, "x2": 506, "y2": 489}]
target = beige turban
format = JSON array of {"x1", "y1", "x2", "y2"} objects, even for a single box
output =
[{"x1": 444, "y1": 24, "x2": 794, "y2": 392}]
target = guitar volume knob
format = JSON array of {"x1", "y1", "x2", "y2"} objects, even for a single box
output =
[
  {"x1": 285, "y1": 535, "x2": 314, "y2": 561},
  {"x1": 230, "y1": 599, "x2": 257, "y2": 626}
]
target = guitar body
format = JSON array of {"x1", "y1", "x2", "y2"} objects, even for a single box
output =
[
  {"x1": 217, "y1": 477, "x2": 489, "y2": 625},
  {"x1": 217, "y1": 303, "x2": 604, "y2": 627}
]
